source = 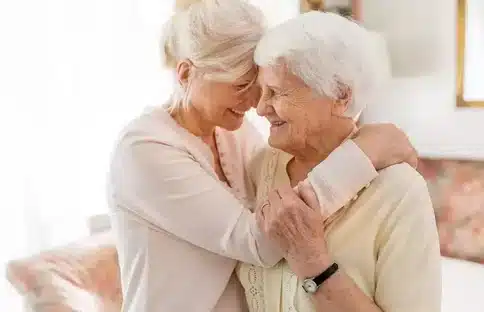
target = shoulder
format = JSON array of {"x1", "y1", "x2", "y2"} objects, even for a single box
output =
[
  {"x1": 109, "y1": 108, "x2": 194, "y2": 181},
  {"x1": 366, "y1": 163, "x2": 435, "y2": 240},
  {"x1": 361, "y1": 163, "x2": 434, "y2": 230},
  {"x1": 110, "y1": 107, "x2": 196, "y2": 171},
  {"x1": 371, "y1": 163, "x2": 429, "y2": 203},
  {"x1": 115, "y1": 107, "x2": 184, "y2": 150}
]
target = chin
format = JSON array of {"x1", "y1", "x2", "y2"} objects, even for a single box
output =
[
  {"x1": 267, "y1": 135, "x2": 286, "y2": 150},
  {"x1": 220, "y1": 119, "x2": 244, "y2": 131}
]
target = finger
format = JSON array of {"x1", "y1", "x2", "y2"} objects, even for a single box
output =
[
  {"x1": 265, "y1": 191, "x2": 296, "y2": 250},
  {"x1": 277, "y1": 184, "x2": 305, "y2": 209},
  {"x1": 259, "y1": 200, "x2": 269, "y2": 219},
  {"x1": 408, "y1": 154, "x2": 418, "y2": 169},
  {"x1": 273, "y1": 187, "x2": 302, "y2": 234},
  {"x1": 410, "y1": 158, "x2": 418, "y2": 168},
  {"x1": 348, "y1": 126, "x2": 361, "y2": 140},
  {"x1": 274, "y1": 231, "x2": 290, "y2": 255},
  {"x1": 297, "y1": 180, "x2": 320, "y2": 211},
  {"x1": 268, "y1": 190, "x2": 284, "y2": 214},
  {"x1": 282, "y1": 185, "x2": 316, "y2": 217},
  {"x1": 278, "y1": 185, "x2": 321, "y2": 230},
  {"x1": 266, "y1": 190, "x2": 284, "y2": 229},
  {"x1": 410, "y1": 146, "x2": 419, "y2": 168}
]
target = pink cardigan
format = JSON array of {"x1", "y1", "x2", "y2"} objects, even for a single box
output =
[{"x1": 107, "y1": 108, "x2": 377, "y2": 312}]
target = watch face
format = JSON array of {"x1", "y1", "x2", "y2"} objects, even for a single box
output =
[{"x1": 302, "y1": 279, "x2": 318, "y2": 293}]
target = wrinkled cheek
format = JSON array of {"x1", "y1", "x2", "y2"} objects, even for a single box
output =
[{"x1": 287, "y1": 124, "x2": 307, "y2": 148}]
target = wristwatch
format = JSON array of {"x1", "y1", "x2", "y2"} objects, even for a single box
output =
[{"x1": 302, "y1": 262, "x2": 339, "y2": 293}]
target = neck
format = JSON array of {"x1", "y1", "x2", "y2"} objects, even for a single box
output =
[
  {"x1": 171, "y1": 106, "x2": 215, "y2": 142},
  {"x1": 288, "y1": 120, "x2": 356, "y2": 184}
]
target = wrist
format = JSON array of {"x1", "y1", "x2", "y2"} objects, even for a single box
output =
[
  {"x1": 352, "y1": 137, "x2": 379, "y2": 169},
  {"x1": 292, "y1": 253, "x2": 333, "y2": 279}
]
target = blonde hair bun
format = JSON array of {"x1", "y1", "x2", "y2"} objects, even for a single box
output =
[
  {"x1": 160, "y1": 0, "x2": 265, "y2": 112},
  {"x1": 174, "y1": 0, "x2": 204, "y2": 11},
  {"x1": 160, "y1": 0, "x2": 264, "y2": 73}
]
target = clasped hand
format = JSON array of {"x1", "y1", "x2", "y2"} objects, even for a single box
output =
[{"x1": 256, "y1": 182, "x2": 330, "y2": 278}]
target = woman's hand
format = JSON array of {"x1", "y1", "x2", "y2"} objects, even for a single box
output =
[
  {"x1": 352, "y1": 123, "x2": 418, "y2": 170},
  {"x1": 256, "y1": 184, "x2": 330, "y2": 278}
]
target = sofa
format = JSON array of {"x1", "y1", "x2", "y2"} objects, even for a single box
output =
[
  {"x1": 6, "y1": 158, "x2": 484, "y2": 312},
  {"x1": 6, "y1": 227, "x2": 122, "y2": 312}
]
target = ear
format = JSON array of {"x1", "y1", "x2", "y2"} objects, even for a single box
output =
[
  {"x1": 332, "y1": 83, "x2": 352, "y2": 117},
  {"x1": 176, "y1": 59, "x2": 193, "y2": 89}
]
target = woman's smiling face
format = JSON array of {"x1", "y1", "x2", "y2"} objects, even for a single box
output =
[
  {"x1": 255, "y1": 63, "x2": 339, "y2": 155},
  {"x1": 187, "y1": 65, "x2": 261, "y2": 131}
]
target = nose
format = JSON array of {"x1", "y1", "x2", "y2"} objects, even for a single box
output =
[{"x1": 255, "y1": 96, "x2": 272, "y2": 117}]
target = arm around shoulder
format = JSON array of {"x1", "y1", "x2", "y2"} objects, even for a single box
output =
[
  {"x1": 307, "y1": 140, "x2": 378, "y2": 214},
  {"x1": 110, "y1": 139, "x2": 282, "y2": 267}
]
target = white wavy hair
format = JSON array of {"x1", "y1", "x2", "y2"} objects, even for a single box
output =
[
  {"x1": 254, "y1": 11, "x2": 390, "y2": 119},
  {"x1": 161, "y1": 0, "x2": 265, "y2": 112}
]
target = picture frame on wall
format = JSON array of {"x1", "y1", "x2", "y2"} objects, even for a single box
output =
[{"x1": 300, "y1": 0, "x2": 361, "y2": 21}]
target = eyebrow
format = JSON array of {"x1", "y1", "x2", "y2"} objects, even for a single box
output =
[
  {"x1": 235, "y1": 80, "x2": 251, "y2": 85},
  {"x1": 267, "y1": 84, "x2": 284, "y2": 92}
]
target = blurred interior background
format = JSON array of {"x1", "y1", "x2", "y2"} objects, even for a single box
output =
[{"x1": 0, "y1": 0, "x2": 483, "y2": 311}]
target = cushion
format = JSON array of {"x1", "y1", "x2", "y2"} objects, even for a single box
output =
[
  {"x1": 418, "y1": 158, "x2": 484, "y2": 264},
  {"x1": 6, "y1": 232, "x2": 122, "y2": 312}
]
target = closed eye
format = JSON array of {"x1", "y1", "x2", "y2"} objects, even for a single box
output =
[
  {"x1": 235, "y1": 83, "x2": 249, "y2": 91},
  {"x1": 262, "y1": 88, "x2": 274, "y2": 99},
  {"x1": 267, "y1": 88, "x2": 287, "y2": 98}
]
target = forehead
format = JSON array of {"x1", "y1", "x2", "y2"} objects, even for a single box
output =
[
  {"x1": 257, "y1": 65, "x2": 283, "y2": 86},
  {"x1": 257, "y1": 64, "x2": 303, "y2": 89}
]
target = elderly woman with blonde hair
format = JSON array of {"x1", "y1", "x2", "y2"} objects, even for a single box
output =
[
  {"x1": 239, "y1": 11, "x2": 442, "y2": 312},
  {"x1": 108, "y1": 1, "x2": 420, "y2": 311}
]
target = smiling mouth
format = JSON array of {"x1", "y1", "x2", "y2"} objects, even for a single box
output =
[
  {"x1": 229, "y1": 108, "x2": 246, "y2": 117},
  {"x1": 270, "y1": 121, "x2": 286, "y2": 127}
]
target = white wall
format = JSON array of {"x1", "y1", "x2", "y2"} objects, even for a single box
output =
[{"x1": 361, "y1": 0, "x2": 484, "y2": 160}]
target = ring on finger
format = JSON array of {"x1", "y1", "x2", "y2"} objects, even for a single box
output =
[{"x1": 260, "y1": 200, "x2": 270, "y2": 216}]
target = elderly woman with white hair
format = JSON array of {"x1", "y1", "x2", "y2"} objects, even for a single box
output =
[
  {"x1": 238, "y1": 11, "x2": 441, "y2": 312},
  {"x1": 108, "y1": 1, "x2": 421, "y2": 311}
]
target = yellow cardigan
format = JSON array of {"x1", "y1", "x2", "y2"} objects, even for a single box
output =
[{"x1": 238, "y1": 148, "x2": 442, "y2": 312}]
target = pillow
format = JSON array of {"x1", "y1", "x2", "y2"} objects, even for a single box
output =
[
  {"x1": 418, "y1": 158, "x2": 484, "y2": 264},
  {"x1": 6, "y1": 232, "x2": 122, "y2": 312}
]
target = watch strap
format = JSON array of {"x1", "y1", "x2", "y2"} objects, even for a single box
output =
[{"x1": 313, "y1": 262, "x2": 339, "y2": 287}]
